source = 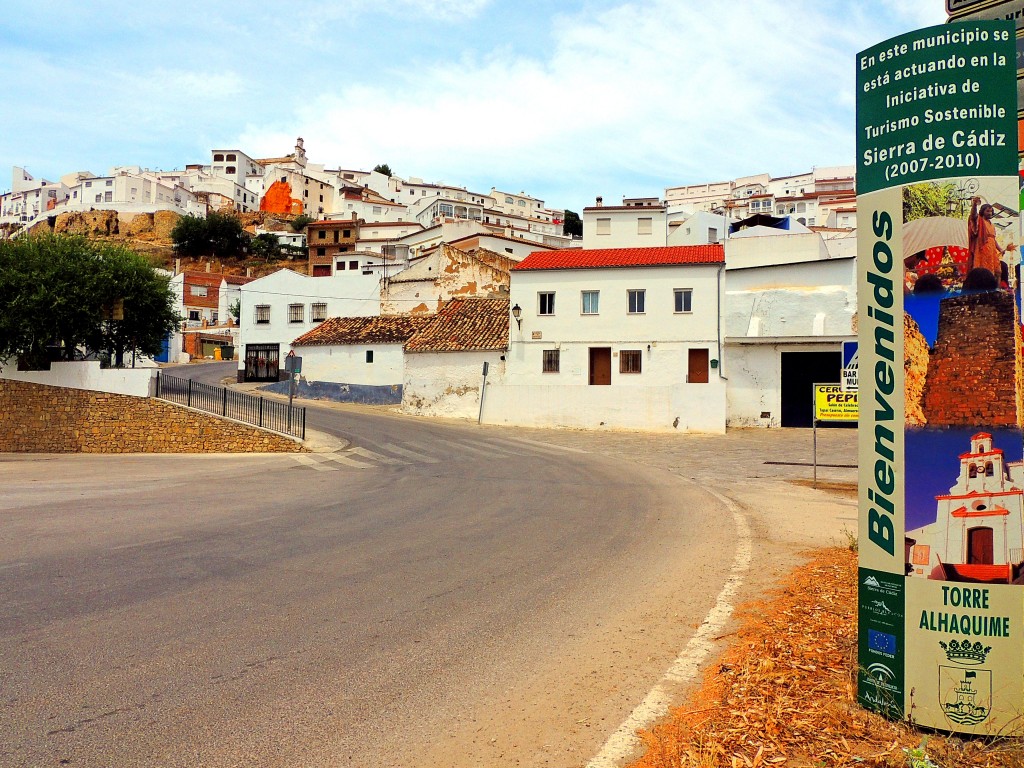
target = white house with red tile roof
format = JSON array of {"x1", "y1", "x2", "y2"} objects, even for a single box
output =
[
  {"x1": 482, "y1": 245, "x2": 727, "y2": 433},
  {"x1": 403, "y1": 298, "x2": 509, "y2": 419}
]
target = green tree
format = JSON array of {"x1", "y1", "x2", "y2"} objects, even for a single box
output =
[
  {"x1": 0, "y1": 234, "x2": 181, "y2": 369},
  {"x1": 562, "y1": 209, "x2": 583, "y2": 238},
  {"x1": 903, "y1": 182, "x2": 958, "y2": 222},
  {"x1": 250, "y1": 232, "x2": 282, "y2": 261},
  {"x1": 290, "y1": 214, "x2": 314, "y2": 233},
  {"x1": 373, "y1": 163, "x2": 393, "y2": 177},
  {"x1": 170, "y1": 211, "x2": 250, "y2": 258}
]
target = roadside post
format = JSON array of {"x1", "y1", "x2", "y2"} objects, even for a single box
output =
[
  {"x1": 285, "y1": 351, "x2": 302, "y2": 431},
  {"x1": 857, "y1": 18, "x2": 1021, "y2": 733},
  {"x1": 812, "y1": 384, "x2": 859, "y2": 487},
  {"x1": 477, "y1": 361, "x2": 489, "y2": 425}
]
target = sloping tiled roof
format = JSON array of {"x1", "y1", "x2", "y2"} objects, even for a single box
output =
[
  {"x1": 512, "y1": 245, "x2": 724, "y2": 271},
  {"x1": 405, "y1": 299, "x2": 509, "y2": 353},
  {"x1": 292, "y1": 315, "x2": 432, "y2": 346}
]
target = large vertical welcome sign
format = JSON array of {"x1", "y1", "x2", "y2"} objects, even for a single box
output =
[{"x1": 857, "y1": 21, "x2": 1021, "y2": 733}]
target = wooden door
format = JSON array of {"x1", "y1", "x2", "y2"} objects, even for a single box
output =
[
  {"x1": 589, "y1": 347, "x2": 611, "y2": 385},
  {"x1": 968, "y1": 527, "x2": 994, "y2": 565},
  {"x1": 688, "y1": 348, "x2": 709, "y2": 383}
]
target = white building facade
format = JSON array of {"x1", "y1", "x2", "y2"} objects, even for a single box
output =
[{"x1": 483, "y1": 245, "x2": 727, "y2": 433}]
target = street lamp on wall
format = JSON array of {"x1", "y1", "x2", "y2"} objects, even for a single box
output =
[{"x1": 511, "y1": 303, "x2": 522, "y2": 330}]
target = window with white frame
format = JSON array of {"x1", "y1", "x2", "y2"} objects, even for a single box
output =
[
  {"x1": 311, "y1": 302, "x2": 327, "y2": 322},
  {"x1": 620, "y1": 350, "x2": 642, "y2": 373},
  {"x1": 254, "y1": 305, "x2": 270, "y2": 324},
  {"x1": 674, "y1": 288, "x2": 692, "y2": 313},
  {"x1": 627, "y1": 289, "x2": 645, "y2": 314},
  {"x1": 637, "y1": 217, "x2": 652, "y2": 235},
  {"x1": 190, "y1": 285, "x2": 208, "y2": 297},
  {"x1": 288, "y1": 304, "x2": 304, "y2": 323},
  {"x1": 538, "y1": 292, "x2": 555, "y2": 315},
  {"x1": 581, "y1": 290, "x2": 599, "y2": 315},
  {"x1": 542, "y1": 349, "x2": 560, "y2": 372},
  {"x1": 596, "y1": 218, "x2": 611, "y2": 235}
]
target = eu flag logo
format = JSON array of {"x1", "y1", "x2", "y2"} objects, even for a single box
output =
[{"x1": 869, "y1": 629, "x2": 897, "y2": 655}]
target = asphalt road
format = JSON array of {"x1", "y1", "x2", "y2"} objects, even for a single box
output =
[{"x1": 0, "y1": 363, "x2": 735, "y2": 767}]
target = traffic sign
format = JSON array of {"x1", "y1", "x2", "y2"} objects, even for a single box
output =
[{"x1": 842, "y1": 341, "x2": 858, "y2": 391}]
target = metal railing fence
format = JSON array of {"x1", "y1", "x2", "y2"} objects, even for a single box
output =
[{"x1": 155, "y1": 372, "x2": 305, "y2": 440}]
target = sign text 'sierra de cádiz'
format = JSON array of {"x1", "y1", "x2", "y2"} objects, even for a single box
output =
[{"x1": 857, "y1": 24, "x2": 1017, "y2": 194}]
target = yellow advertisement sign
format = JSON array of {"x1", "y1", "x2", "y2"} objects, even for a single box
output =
[{"x1": 814, "y1": 384, "x2": 858, "y2": 422}]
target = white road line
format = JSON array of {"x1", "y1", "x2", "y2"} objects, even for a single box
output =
[
  {"x1": 292, "y1": 455, "x2": 338, "y2": 471},
  {"x1": 0, "y1": 562, "x2": 28, "y2": 571},
  {"x1": 348, "y1": 447, "x2": 410, "y2": 465},
  {"x1": 381, "y1": 443, "x2": 439, "y2": 463},
  {"x1": 485, "y1": 437, "x2": 588, "y2": 455},
  {"x1": 322, "y1": 453, "x2": 375, "y2": 468},
  {"x1": 110, "y1": 536, "x2": 183, "y2": 551},
  {"x1": 585, "y1": 485, "x2": 753, "y2": 768},
  {"x1": 438, "y1": 439, "x2": 515, "y2": 457}
]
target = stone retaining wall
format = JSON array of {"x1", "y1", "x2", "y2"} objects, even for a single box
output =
[{"x1": 0, "y1": 380, "x2": 303, "y2": 453}]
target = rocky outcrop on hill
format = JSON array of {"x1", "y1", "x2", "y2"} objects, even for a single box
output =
[
  {"x1": 922, "y1": 291, "x2": 1021, "y2": 428},
  {"x1": 904, "y1": 313, "x2": 928, "y2": 426}
]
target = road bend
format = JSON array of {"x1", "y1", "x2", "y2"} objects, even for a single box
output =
[{"x1": 0, "y1": 363, "x2": 736, "y2": 767}]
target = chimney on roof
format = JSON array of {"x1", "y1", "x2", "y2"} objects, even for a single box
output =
[
  {"x1": 596, "y1": 196, "x2": 603, "y2": 207},
  {"x1": 206, "y1": 262, "x2": 211, "y2": 273},
  {"x1": 174, "y1": 258, "x2": 180, "y2": 275}
]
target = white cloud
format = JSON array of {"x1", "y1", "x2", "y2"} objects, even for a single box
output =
[{"x1": 240, "y1": 0, "x2": 934, "y2": 205}]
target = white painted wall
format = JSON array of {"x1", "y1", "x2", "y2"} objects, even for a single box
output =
[
  {"x1": 582, "y1": 207, "x2": 668, "y2": 248},
  {"x1": 0, "y1": 361, "x2": 155, "y2": 397},
  {"x1": 403, "y1": 351, "x2": 504, "y2": 419},
  {"x1": 501, "y1": 263, "x2": 726, "y2": 432},
  {"x1": 481, "y1": 381, "x2": 726, "y2": 433},
  {"x1": 509, "y1": 265, "x2": 721, "y2": 358},
  {"x1": 238, "y1": 269, "x2": 381, "y2": 377},
  {"x1": 298, "y1": 342, "x2": 405, "y2": 386}
]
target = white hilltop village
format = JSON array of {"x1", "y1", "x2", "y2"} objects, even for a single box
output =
[{"x1": 0, "y1": 138, "x2": 858, "y2": 433}]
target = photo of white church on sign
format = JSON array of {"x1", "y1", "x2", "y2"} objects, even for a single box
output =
[{"x1": 906, "y1": 432, "x2": 1024, "y2": 584}]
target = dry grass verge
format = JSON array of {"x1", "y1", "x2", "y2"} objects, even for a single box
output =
[{"x1": 627, "y1": 548, "x2": 1024, "y2": 768}]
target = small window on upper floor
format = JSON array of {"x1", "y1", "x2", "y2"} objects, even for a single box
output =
[
  {"x1": 226, "y1": 154, "x2": 236, "y2": 161},
  {"x1": 350, "y1": 260, "x2": 359, "y2": 270},
  {"x1": 596, "y1": 218, "x2": 611, "y2": 235},
  {"x1": 254, "y1": 305, "x2": 271, "y2": 324},
  {"x1": 190, "y1": 285, "x2": 208, "y2": 297},
  {"x1": 581, "y1": 290, "x2": 599, "y2": 315},
  {"x1": 213, "y1": 154, "x2": 224, "y2": 161},
  {"x1": 538, "y1": 292, "x2": 555, "y2": 316},
  {"x1": 505, "y1": 196, "x2": 514, "y2": 204},
  {"x1": 311, "y1": 303, "x2": 327, "y2": 322},
  {"x1": 674, "y1": 288, "x2": 692, "y2": 313},
  {"x1": 288, "y1": 304, "x2": 304, "y2": 323},
  {"x1": 366, "y1": 350, "x2": 374, "y2": 363},
  {"x1": 638, "y1": 217, "x2": 653, "y2": 235},
  {"x1": 226, "y1": 166, "x2": 236, "y2": 174},
  {"x1": 627, "y1": 289, "x2": 645, "y2": 314}
]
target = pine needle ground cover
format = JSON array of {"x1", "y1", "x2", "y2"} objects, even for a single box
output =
[{"x1": 628, "y1": 548, "x2": 1024, "y2": 768}]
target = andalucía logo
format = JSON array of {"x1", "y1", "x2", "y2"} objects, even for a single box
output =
[
  {"x1": 939, "y1": 639, "x2": 992, "y2": 666},
  {"x1": 940, "y1": 667, "x2": 992, "y2": 726},
  {"x1": 865, "y1": 661, "x2": 899, "y2": 692}
]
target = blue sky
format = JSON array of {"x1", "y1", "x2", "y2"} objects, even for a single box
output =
[{"x1": 1, "y1": 0, "x2": 945, "y2": 212}]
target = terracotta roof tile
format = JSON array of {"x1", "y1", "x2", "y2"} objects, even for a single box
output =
[
  {"x1": 292, "y1": 315, "x2": 431, "y2": 346},
  {"x1": 513, "y1": 245, "x2": 724, "y2": 271},
  {"x1": 405, "y1": 299, "x2": 509, "y2": 353}
]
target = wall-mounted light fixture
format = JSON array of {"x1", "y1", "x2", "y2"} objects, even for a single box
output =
[{"x1": 511, "y1": 303, "x2": 522, "y2": 329}]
